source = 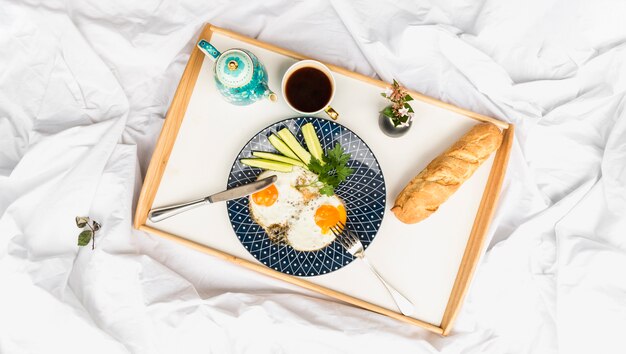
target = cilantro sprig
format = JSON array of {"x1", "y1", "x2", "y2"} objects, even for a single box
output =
[{"x1": 307, "y1": 143, "x2": 354, "y2": 196}]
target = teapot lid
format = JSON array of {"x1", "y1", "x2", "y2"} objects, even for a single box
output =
[{"x1": 215, "y1": 49, "x2": 254, "y2": 88}]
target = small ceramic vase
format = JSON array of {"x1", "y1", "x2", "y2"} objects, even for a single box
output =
[{"x1": 378, "y1": 108, "x2": 412, "y2": 137}]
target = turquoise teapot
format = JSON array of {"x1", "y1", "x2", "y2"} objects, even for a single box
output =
[{"x1": 197, "y1": 40, "x2": 277, "y2": 105}]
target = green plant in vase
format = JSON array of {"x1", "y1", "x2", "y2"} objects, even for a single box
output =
[{"x1": 379, "y1": 79, "x2": 414, "y2": 137}]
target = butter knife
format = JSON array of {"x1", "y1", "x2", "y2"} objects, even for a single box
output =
[{"x1": 148, "y1": 175, "x2": 277, "y2": 223}]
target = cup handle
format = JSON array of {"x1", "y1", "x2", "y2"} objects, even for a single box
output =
[
  {"x1": 324, "y1": 106, "x2": 339, "y2": 120},
  {"x1": 197, "y1": 40, "x2": 221, "y2": 60}
]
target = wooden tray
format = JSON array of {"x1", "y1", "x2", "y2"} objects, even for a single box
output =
[{"x1": 134, "y1": 23, "x2": 513, "y2": 335}]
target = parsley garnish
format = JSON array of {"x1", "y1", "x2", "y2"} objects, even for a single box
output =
[{"x1": 307, "y1": 143, "x2": 354, "y2": 196}]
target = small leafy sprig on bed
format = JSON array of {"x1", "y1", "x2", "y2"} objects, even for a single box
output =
[
  {"x1": 381, "y1": 79, "x2": 414, "y2": 127},
  {"x1": 76, "y1": 216, "x2": 101, "y2": 250},
  {"x1": 307, "y1": 143, "x2": 354, "y2": 196}
]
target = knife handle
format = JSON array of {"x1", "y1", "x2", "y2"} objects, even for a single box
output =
[{"x1": 148, "y1": 198, "x2": 208, "y2": 223}]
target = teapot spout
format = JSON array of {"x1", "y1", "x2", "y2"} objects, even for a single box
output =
[{"x1": 259, "y1": 82, "x2": 277, "y2": 102}]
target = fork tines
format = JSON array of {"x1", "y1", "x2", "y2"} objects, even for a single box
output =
[{"x1": 329, "y1": 221, "x2": 358, "y2": 249}]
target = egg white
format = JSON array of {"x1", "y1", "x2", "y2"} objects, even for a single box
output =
[
  {"x1": 249, "y1": 169, "x2": 304, "y2": 229},
  {"x1": 287, "y1": 194, "x2": 344, "y2": 251},
  {"x1": 249, "y1": 167, "x2": 346, "y2": 251}
]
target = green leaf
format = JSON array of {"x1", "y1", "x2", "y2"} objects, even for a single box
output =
[
  {"x1": 307, "y1": 156, "x2": 325, "y2": 175},
  {"x1": 306, "y1": 143, "x2": 354, "y2": 196},
  {"x1": 78, "y1": 230, "x2": 92, "y2": 246},
  {"x1": 319, "y1": 185, "x2": 335, "y2": 196},
  {"x1": 382, "y1": 106, "x2": 394, "y2": 118},
  {"x1": 404, "y1": 94, "x2": 414, "y2": 102},
  {"x1": 336, "y1": 165, "x2": 354, "y2": 181},
  {"x1": 380, "y1": 92, "x2": 387, "y2": 98},
  {"x1": 75, "y1": 216, "x2": 89, "y2": 228},
  {"x1": 326, "y1": 144, "x2": 343, "y2": 161}
]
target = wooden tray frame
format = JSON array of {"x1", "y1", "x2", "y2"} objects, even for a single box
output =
[{"x1": 133, "y1": 24, "x2": 514, "y2": 336}]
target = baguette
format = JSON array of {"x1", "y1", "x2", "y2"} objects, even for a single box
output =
[{"x1": 391, "y1": 123, "x2": 503, "y2": 224}]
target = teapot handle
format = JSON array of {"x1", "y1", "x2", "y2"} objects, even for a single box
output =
[{"x1": 197, "y1": 40, "x2": 221, "y2": 60}]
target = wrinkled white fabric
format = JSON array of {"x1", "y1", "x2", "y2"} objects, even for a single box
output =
[{"x1": 1, "y1": 0, "x2": 625, "y2": 353}]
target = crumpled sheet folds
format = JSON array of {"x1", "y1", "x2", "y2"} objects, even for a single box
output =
[{"x1": 1, "y1": 0, "x2": 625, "y2": 353}]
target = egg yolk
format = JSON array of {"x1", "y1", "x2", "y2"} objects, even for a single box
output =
[
  {"x1": 314, "y1": 204, "x2": 347, "y2": 234},
  {"x1": 251, "y1": 184, "x2": 278, "y2": 207}
]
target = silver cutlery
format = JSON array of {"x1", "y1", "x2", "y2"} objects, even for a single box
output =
[
  {"x1": 148, "y1": 175, "x2": 277, "y2": 223},
  {"x1": 330, "y1": 221, "x2": 415, "y2": 316}
]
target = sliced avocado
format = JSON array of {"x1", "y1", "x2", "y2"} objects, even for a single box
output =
[
  {"x1": 277, "y1": 128, "x2": 311, "y2": 165},
  {"x1": 252, "y1": 151, "x2": 307, "y2": 168},
  {"x1": 301, "y1": 123, "x2": 324, "y2": 164},
  {"x1": 240, "y1": 158, "x2": 293, "y2": 172},
  {"x1": 268, "y1": 134, "x2": 299, "y2": 160}
]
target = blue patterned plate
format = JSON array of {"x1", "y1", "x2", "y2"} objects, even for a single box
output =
[{"x1": 226, "y1": 117, "x2": 386, "y2": 277}]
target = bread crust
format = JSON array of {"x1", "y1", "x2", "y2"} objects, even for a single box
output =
[{"x1": 391, "y1": 123, "x2": 503, "y2": 224}]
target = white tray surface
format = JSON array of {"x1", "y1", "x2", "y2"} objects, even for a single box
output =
[{"x1": 147, "y1": 32, "x2": 495, "y2": 326}]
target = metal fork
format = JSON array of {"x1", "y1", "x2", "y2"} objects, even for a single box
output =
[{"x1": 330, "y1": 221, "x2": 415, "y2": 316}]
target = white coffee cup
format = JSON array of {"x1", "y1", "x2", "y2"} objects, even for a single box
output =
[{"x1": 281, "y1": 60, "x2": 339, "y2": 120}]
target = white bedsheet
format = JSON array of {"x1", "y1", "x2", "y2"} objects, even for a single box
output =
[{"x1": 1, "y1": 0, "x2": 625, "y2": 353}]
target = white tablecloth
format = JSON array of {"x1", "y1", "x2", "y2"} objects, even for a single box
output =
[{"x1": 1, "y1": 0, "x2": 625, "y2": 353}]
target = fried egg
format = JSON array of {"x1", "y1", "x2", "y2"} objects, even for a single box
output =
[
  {"x1": 249, "y1": 167, "x2": 347, "y2": 251},
  {"x1": 288, "y1": 194, "x2": 346, "y2": 251},
  {"x1": 249, "y1": 169, "x2": 304, "y2": 229}
]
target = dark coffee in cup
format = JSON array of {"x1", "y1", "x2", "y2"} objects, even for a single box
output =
[
  {"x1": 284, "y1": 67, "x2": 333, "y2": 113},
  {"x1": 281, "y1": 60, "x2": 338, "y2": 119}
]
